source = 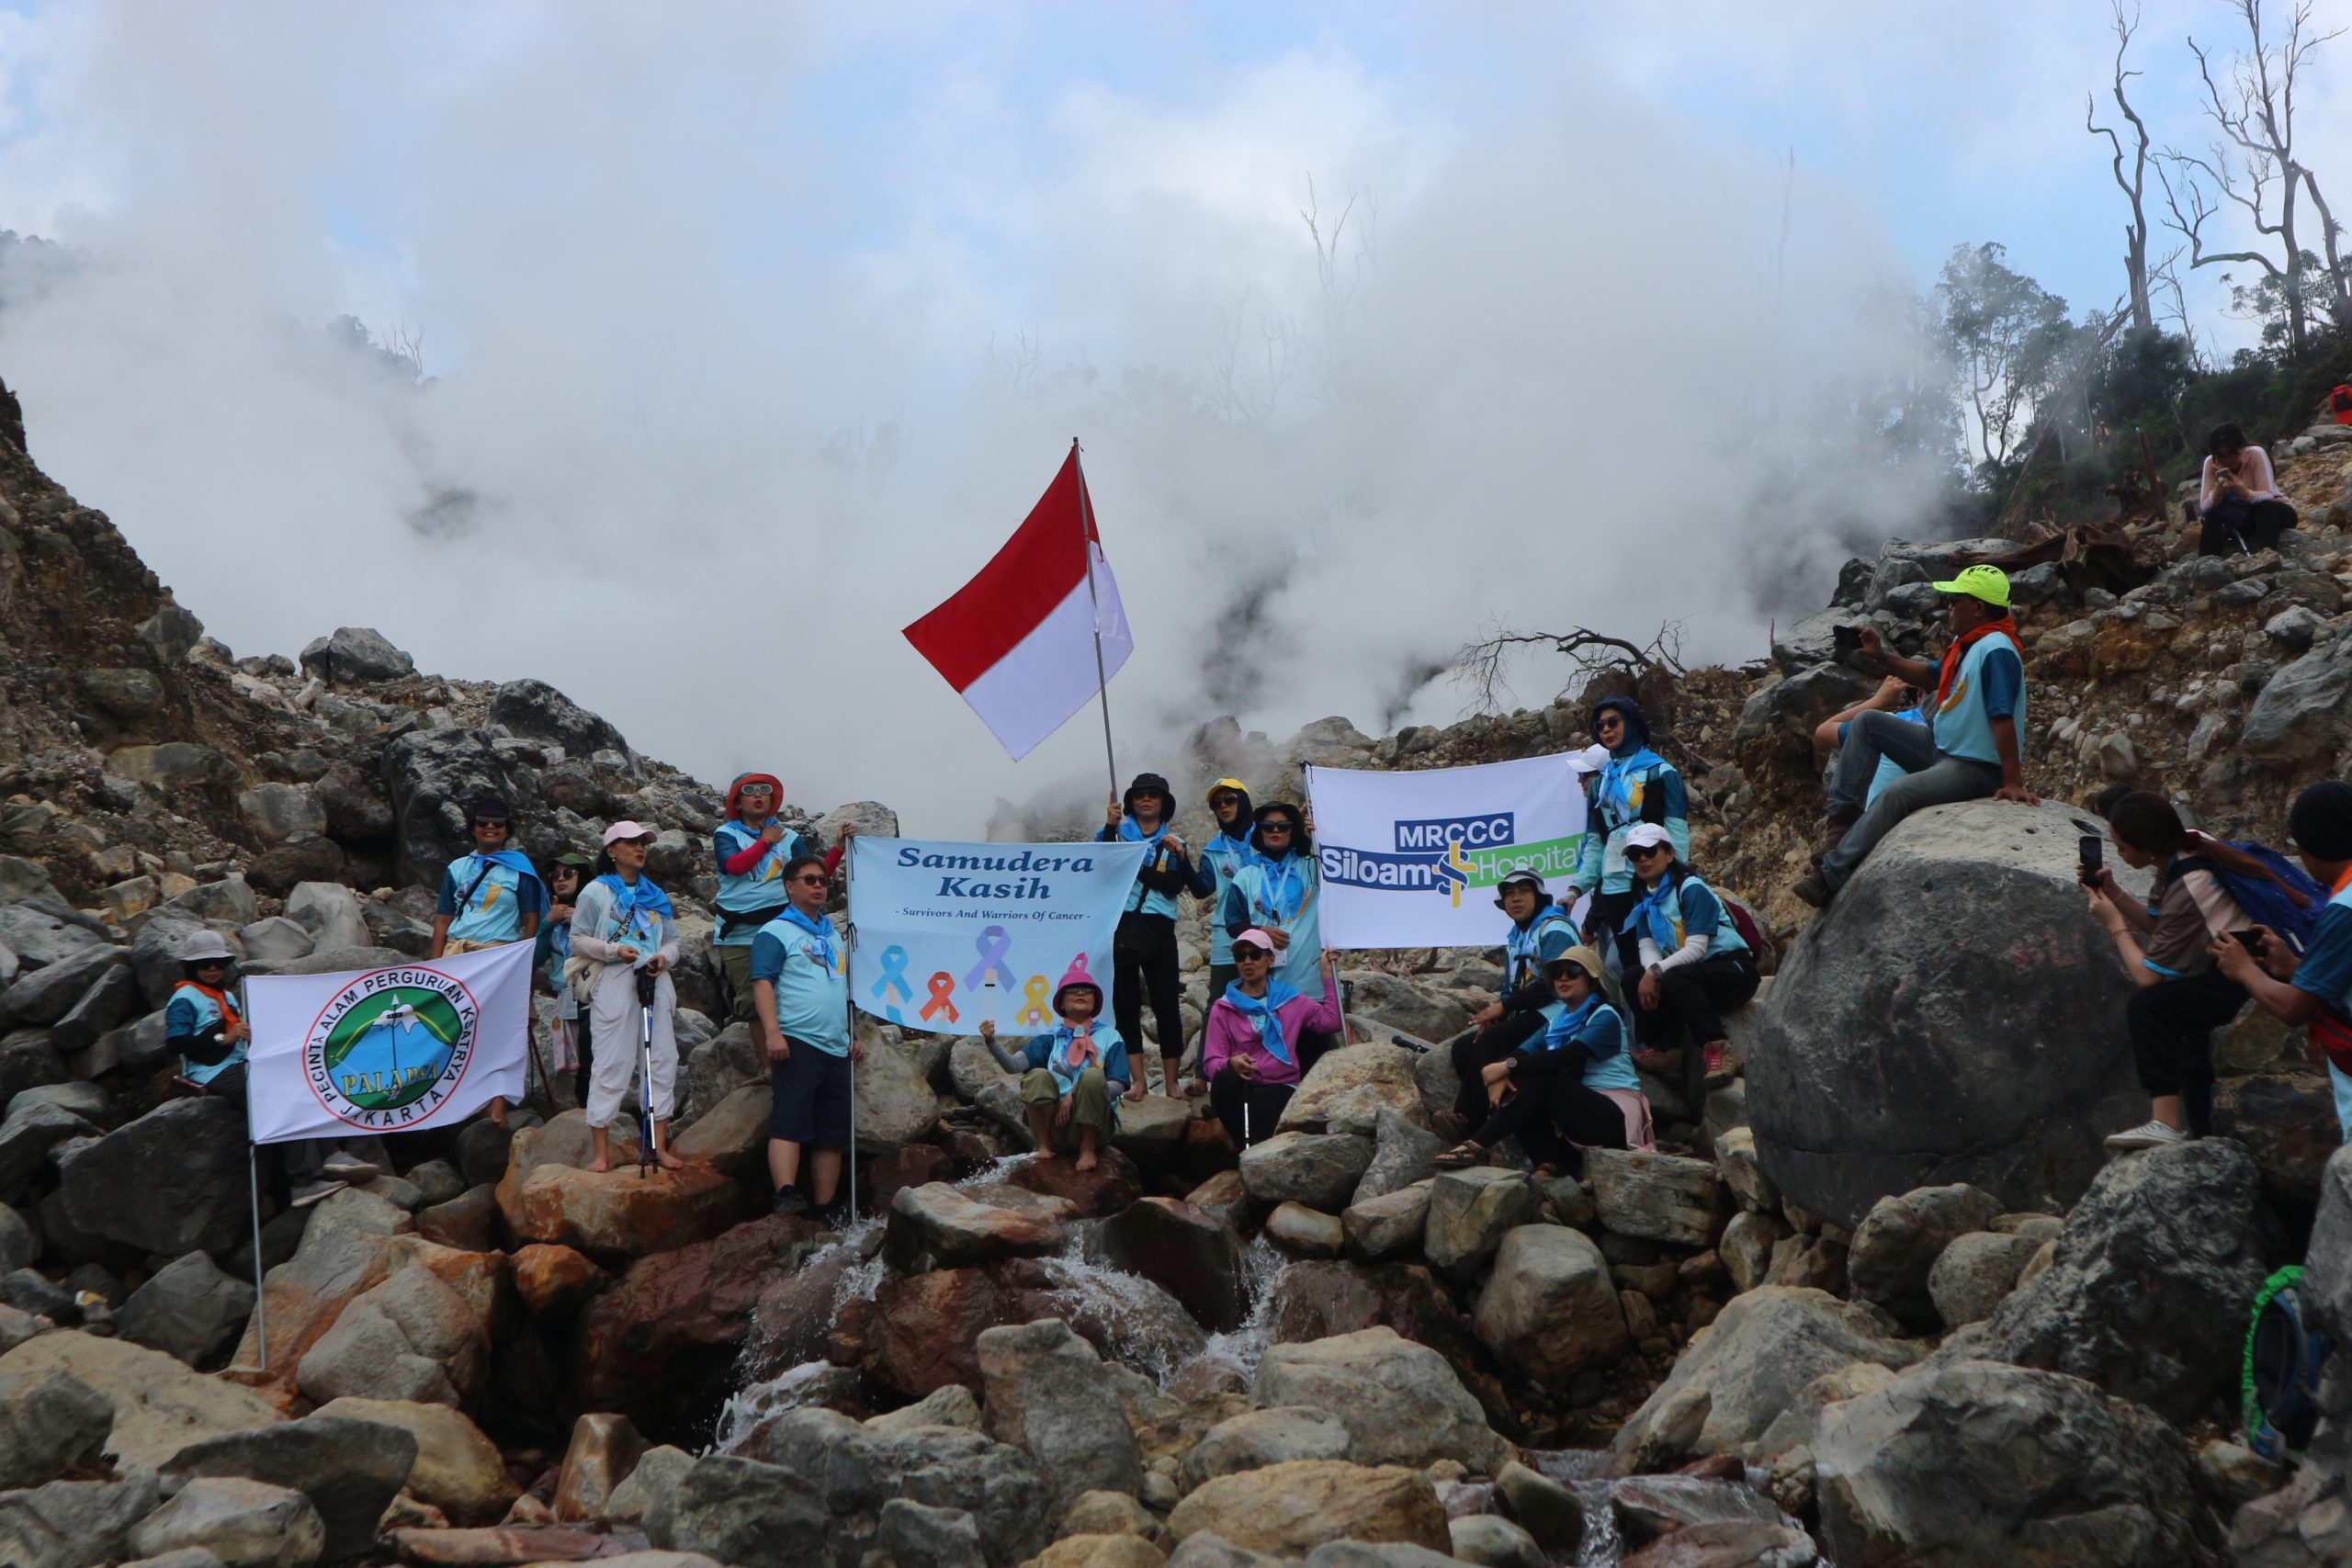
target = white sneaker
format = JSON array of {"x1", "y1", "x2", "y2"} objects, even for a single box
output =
[
  {"x1": 2104, "y1": 1120, "x2": 2188, "y2": 1152},
  {"x1": 289, "y1": 1179, "x2": 348, "y2": 1209},
  {"x1": 321, "y1": 1150, "x2": 380, "y2": 1181}
]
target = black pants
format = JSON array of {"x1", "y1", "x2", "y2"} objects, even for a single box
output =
[
  {"x1": 2200, "y1": 496, "x2": 2299, "y2": 556},
  {"x1": 2127, "y1": 968, "x2": 2247, "y2": 1138},
  {"x1": 1584, "y1": 889, "x2": 1644, "y2": 978},
  {"x1": 1114, "y1": 912, "x2": 1184, "y2": 1073},
  {"x1": 1470, "y1": 1072, "x2": 1628, "y2": 1177},
  {"x1": 1634, "y1": 951, "x2": 1761, "y2": 1107},
  {"x1": 574, "y1": 1011, "x2": 597, "y2": 1111},
  {"x1": 1452, "y1": 1012, "x2": 1546, "y2": 1125},
  {"x1": 1209, "y1": 1066, "x2": 1295, "y2": 1149}
]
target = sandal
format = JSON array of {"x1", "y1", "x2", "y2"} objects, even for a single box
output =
[
  {"x1": 1433, "y1": 1141, "x2": 1487, "y2": 1170},
  {"x1": 1530, "y1": 1162, "x2": 1566, "y2": 1183}
]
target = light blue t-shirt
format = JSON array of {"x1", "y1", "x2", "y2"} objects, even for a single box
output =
[
  {"x1": 750, "y1": 908, "x2": 851, "y2": 1055},
  {"x1": 1540, "y1": 998, "x2": 1639, "y2": 1092}
]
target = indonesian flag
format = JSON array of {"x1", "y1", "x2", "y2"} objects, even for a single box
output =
[{"x1": 904, "y1": 446, "x2": 1133, "y2": 761}]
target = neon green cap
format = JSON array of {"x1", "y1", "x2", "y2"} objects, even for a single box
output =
[{"x1": 1931, "y1": 563, "x2": 2011, "y2": 608}]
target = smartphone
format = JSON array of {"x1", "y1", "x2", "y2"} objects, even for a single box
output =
[
  {"x1": 1833, "y1": 625, "x2": 1863, "y2": 654},
  {"x1": 2232, "y1": 930, "x2": 2266, "y2": 957},
  {"x1": 2078, "y1": 835, "x2": 2103, "y2": 876}
]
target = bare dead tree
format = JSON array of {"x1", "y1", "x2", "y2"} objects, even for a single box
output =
[
  {"x1": 1301, "y1": 175, "x2": 1375, "y2": 401},
  {"x1": 982, "y1": 328, "x2": 1043, "y2": 400},
  {"x1": 1204, "y1": 288, "x2": 1295, "y2": 423},
  {"x1": 385, "y1": 323, "x2": 426, "y2": 380},
  {"x1": 2158, "y1": 0, "x2": 2345, "y2": 355},
  {"x1": 2086, "y1": 2, "x2": 2156, "y2": 333},
  {"x1": 1452, "y1": 620, "x2": 1688, "y2": 716}
]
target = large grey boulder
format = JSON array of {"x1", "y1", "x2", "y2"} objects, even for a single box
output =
[
  {"x1": 299, "y1": 628, "x2": 413, "y2": 686},
  {"x1": 1351, "y1": 1108, "x2": 1442, "y2": 1205},
  {"x1": 1582, "y1": 1150, "x2": 1725, "y2": 1247},
  {"x1": 488, "y1": 678, "x2": 629, "y2": 760},
  {"x1": 1421, "y1": 1168, "x2": 1533, "y2": 1277},
  {"x1": 1277, "y1": 1044, "x2": 1430, "y2": 1137},
  {"x1": 117, "y1": 1254, "x2": 254, "y2": 1367},
  {"x1": 1750, "y1": 800, "x2": 2149, "y2": 1226},
  {"x1": 1185, "y1": 1408, "x2": 1352, "y2": 1486},
  {"x1": 0, "y1": 1100, "x2": 97, "y2": 1200},
  {"x1": 0, "y1": 945, "x2": 128, "y2": 1029},
  {"x1": 48, "y1": 965, "x2": 141, "y2": 1059},
  {"x1": 1252, "y1": 1326, "x2": 1510, "y2": 1473},
  {"x1": 281, "y1": 886, "x2": 371, "y2": 954},
  {"x1": 645, "y1": 1456, "x2": 829, "y2": 1568},
  {"x1": 1969, "y1": 1139, "x2": 2271, "y2": 1424},
  {"x1": 0, "y1": 907, "x2": 104, "y2": 971},
  {"x1": 127, "y1": 1477, "x2": 323, "y2": 1568},
  {"x1": 975, "y1": 1319, "x2": 1143, "y2": 1513},
  {"x1": 0, "y1": 1369, "x2": 114, "y2": 1488},
  {"x1": 1471, "y1": 1225, "x2": 1627, "y2": 1386},
  {"x1": 2240, "y1": 623, "x2": 2352, "y2": 767},
  {"x1": 0, "y1": 1474, "x2": 161, "y2": 1568},
  {"x1": 294, "y1": 1266, "x2": 488, "y2": 1407},
  {"x1": 1815, "y1": 1360, "x2": 2223, "y2": 1567},
  {"x1": 57, "y1": 1099, "x2": 248, "y2": 1257},
  {"x1": 378, "y1": 729, "x2": 531, "y2": 887},
  {"x1": 162, "y1": 1415, "x2": 416, "y2": 1563},
  {"x1": 1238, "y1": 1132, "x2": 1374, "y2": 1212},
  {"x1": 1845, "y1": 1183, "x2": 2003, "y2": 1330},
  {"x1": 1610, "y1": 1287, "x2": 1922, "y2": 1464}
]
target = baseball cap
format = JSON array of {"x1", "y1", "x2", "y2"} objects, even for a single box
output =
[
  {"x1": 1623, "y1": 823, "x2": 1674, "y2": 852},
  {"x1": 1233, "y1": 928, "x2": 1277, "y2": 955},
  {"x1": 601, "y1": 819, "x2": 658, "y2": 847},
  {"x1": 1567, "y1": 744, "x2": 1611, "y2": 775},
  {"x1": 1930, "y1": 564, "x2": 2011, "y2": 608}
]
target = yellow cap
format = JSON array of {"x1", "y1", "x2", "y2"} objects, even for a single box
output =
[
  {"x1": 1930, "y1": 563, "x2": 2010, "y2": 608},
  {"x1": 1205, "y1": 777, "x2": 1248, "y2": 804}
]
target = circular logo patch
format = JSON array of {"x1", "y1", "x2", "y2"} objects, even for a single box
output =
[{"x1": 304, "y1": 966, "x2": 481, "y2": 1129}]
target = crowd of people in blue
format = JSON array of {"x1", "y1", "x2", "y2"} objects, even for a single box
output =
[{"x1": 161, "y1": 502, "x2": 2352, "y2": 1216}]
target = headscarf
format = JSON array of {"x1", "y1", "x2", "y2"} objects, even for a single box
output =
[
  {"x1": 2290, "y1": 780, "x2": 2352, "y2": 862},
  {"x1": 1589, "y1": 698, "x2": 1666, "y2": 826},
  {"x1": 1222, "y1": 977, "x2": 1303, "y2": 1066}
]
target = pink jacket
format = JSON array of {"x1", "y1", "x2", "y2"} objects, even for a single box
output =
[{"x1": 1202, "y1": 988, "x2": 1343, "y2": 1087}]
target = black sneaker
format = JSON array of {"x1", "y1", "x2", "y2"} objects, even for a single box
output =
[
  {"x1": 771, "y1": 1187, "x2": 811, "y2": 1217},
  {"x1": 811, "y1": 1195, "x2": 852, "y2": 1228}
]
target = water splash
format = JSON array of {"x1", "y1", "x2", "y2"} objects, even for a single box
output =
[
  {"x1": 1162, "y1": 1236, "x2": 1293, "y2": 1392},
  {"x1": 711, "y1": 1359, "x2": 851, "y2": 1453}
]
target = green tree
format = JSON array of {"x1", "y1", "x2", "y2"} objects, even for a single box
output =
[{"x1": 1934, "y1": 243, "x2": 2075, "y2": 469}]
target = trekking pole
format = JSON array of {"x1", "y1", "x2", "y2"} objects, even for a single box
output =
[
  {"x1": 636, "y1": 968, "x2": 658, "y2": 1179},
  {"x1": 843, "y1": 845, "x2": 859, "y2": 1223}
]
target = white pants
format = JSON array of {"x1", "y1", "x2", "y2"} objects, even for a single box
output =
[{"x1": 584, "y1": 964, "x2": 678, "y2": 1129}]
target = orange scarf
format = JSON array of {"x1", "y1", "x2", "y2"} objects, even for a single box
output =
[
  {"x1": 180, "y1": 980, "x2": 242, "y2": 1030},
  {"x1": 1936, "y1": 615, "x2": 2019, "y2": 711}
]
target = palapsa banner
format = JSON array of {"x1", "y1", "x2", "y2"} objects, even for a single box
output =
[
  {"x1": 243, "y1": 942, "x2": 533, "y2": 1145},
  {"x1": 1306, "y1": 754, "x2": 1588, "y2": 950},
  {"x1": 849, "y1": 836, "x2": 1147, "y2": 1034}
]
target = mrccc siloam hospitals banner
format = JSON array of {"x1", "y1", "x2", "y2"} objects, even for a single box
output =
[
  {"x1": 1306, "y1": 754, "x2": 1588, "y2": 951},
  {"x1": 849, "y1": 837, "x2": 1148, "y2": 1034},
  {"x1": 243, "y1": 941, "x2": 533, "y2": 1145}
]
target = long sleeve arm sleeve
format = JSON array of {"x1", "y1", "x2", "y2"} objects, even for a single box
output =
[
  {"x1": 984, "y1": 1034, "x2": 1032, "y2": 1074},
  {"x1": 568, "y1": 885, "x2": 626, "y2": 963}
]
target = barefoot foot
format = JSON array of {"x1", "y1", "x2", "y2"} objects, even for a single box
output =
[
  {"x1": 585, "y1": 1156, "x2": 612, "y2": 1174},
  {"x1": 654, "y1": 1149, "x2": 686, "y2": 1171},
  {"x1": 1074, "y1": 1148, "x2": 1099, "y2": 1172}
]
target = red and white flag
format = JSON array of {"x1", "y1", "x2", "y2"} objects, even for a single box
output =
[{"x1": 904, "y1": 446, "x2": 1132, "y2": 761}]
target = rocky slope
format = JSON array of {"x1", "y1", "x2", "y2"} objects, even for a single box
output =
[{"x1": 3, "y1": 407, "x2": 2352, "y2": 1566}]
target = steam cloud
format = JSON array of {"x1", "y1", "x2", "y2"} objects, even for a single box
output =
[{"x1": 0, "y1": 6, "x2": 1952, "y2": 834}]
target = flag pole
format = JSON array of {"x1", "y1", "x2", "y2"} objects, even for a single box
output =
[{"x1": 1072, "y1": 438, "x2": 1119, "y2": 802}]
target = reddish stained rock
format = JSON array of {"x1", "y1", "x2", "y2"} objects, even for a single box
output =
[
  {"x1": 864, "y1": 1266, "x2": 1023, "y2": 1397},
  {"x1": 1094, "y1": 1197, "x2": 1248, "y2": 1334},
  {"x1": 414, "y1": 1185, "x2": 503, "y2": 1251},
  {"x1": 512, "y1": 1244, "x2": 610, "y2": 1317},
  {"x1": 494, "y1": 1154, "x2": 744, "y2": 1261},
  {"x1": 879, "y1": 1182, "x2": 1074, "y2": 1271},
  {"x1": 1180, "y1": 1116, "x2": 1239, "y2": 1180},
  {"x1": 1001, "y1": 1147, "x2": 1141, "y2": 1215},
  {"x1": 865, "y1": 1144, "x2": 955, "y2": 1204},
  {"x1": 745, "y1": 1243, "x2": 860, "y2": 1376},
  {"x1": 575, "y1": 1213, "x2": 826, "y2": 1427}
]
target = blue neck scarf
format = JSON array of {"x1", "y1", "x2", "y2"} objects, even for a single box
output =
[
  {"x1": 1210, "y1": 830, "x2": 1255, "y2": 869},
  {"x1": 1597, "y1": 747, "x2": 1666, "y2": 826},
  {"x1": 1223, "y1": 978, "x2": 1302, "y2": 1066},
  {"x1": 1541, "y1": 994, "x2": 1602, "y2": 1053},
  {"x1": 1119, "y1": 817, "x2": 1171, "y2": 850},
  {"x1": 462, "y1": 850, "x2": 541, "y2": 908},
  {"x1": 1625, "y1": 875, "x2": 1681, "y2": 942},
  {"x1": 775, "y1": 903, "x2": 838, "y2": 970},
  {"x1": 596, "y1": 871, "x2": 674, "y2": 936},
  {"x1": 1252, "y1": 852, "x2": 1307, "y2": 923}
]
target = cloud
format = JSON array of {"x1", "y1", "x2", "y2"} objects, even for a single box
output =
[{"x1": 0, "y1": 3, "x2": 1951, "y2": 837}]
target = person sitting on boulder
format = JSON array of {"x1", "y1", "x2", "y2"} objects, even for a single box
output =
[
  {"x1": 1442, "y1": 866, "x2": 1579, "y2": 1140},
  {"x1": 710, "y1": 773, "x2": 854, "y2": 1029},
  {"x1": 1100, "y1": 772, "x2": 1209, "y2": 1099},
  {"x1": 1202, "y1": 931, "x2": 1343, "y2": 1150},
  {"x1": 2212, "y1": 780, "x2": 2352, "y2": 1140},
  {"x1": 2084, "y1": 794, "x2": 2298, "y2": 1149},
  {"x1": 1434, "y1": 946, "x2": 1648, "y2": 1179},
  {"x1": 535, "y1": 852, "x2": 592, "y2": 1110},
  {"x1": 168, "y1": 929, "x2": 372, "y2": 1208},
  {"x1": 1221, "y1": 800, "x2": 1340, "y2": 1070},
  {"x1": 1795, "y1": 565, "x2": 2037, "y2": 908},
  {"x1": 1621, "y1": 823, "x2": 1759, "y2": 1106},
  {"x1": 1570, "y1": 697, "x2": 1687, "y2": 976},
  {"x1": 432, "y1": 795, "x2": 548, "y2": 1129},
  {"x1": 978, "y1": 966, "x2": 1131, "y2": 1172},
  {"x1": 571, "y1": 821, "x2": 685, "y2": 1176},
  {"x1": 751, "y1": 852, "x2": 864, "y2": 1220},
  {"x1": 2198, "y1": 422, "x2": 2299, "y2": 557},
  {"x1": 1814, "y1": 676, "x2": 1928, "y2": 835}
]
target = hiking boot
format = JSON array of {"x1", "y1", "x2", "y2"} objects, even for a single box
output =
[
  {"x1": 770, "y1": 1187, "x2": 811, "y2": 1217},
  {"x1": 289, "y1": 1179, "x2": 348, "y2": 1209},
  {"x1": 1792, "y1": 872, "x2": 1835, "y2": 909},
  {"x1": 321, "y1": 1151, "x2": 379, "y2": 1182},
  {"x1": 1631, "y1": 1047, "x2": 1672, "y2": 1071},
  {"x1": 1814, "y1": 810, "x2": 1860, "y2": 862},
  {"x1": 2104, "y1": 1120, "x2": 2188, "y2": 1152},
  {"x1": 1702, "y1": 1041, "x2": 1736, "y2": 1087}
]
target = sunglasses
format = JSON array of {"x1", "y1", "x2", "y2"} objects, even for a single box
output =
[
  {"x1": 1236, "y1": 946, "x2": 1273, "y2": 960},
  {"x1": 739, "y1": 784, "x2": 774, "y2": 795},
  {"x1": 1260, "y1": 821, "x2": 1295, "y2": 832},
  {"x1": 472, "y1": 818, "x2": 509, "y2": 829},
  {"x1": 1627, "y1": 843, "x2": 1669, "y2": 859},
  {"x1": 791, "y1": 874, "x2": 831, "y2": 886}
]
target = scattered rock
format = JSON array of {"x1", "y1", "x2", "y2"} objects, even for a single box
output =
[
  {"x1": 1846, "y1": 1183, "x2": 2003, "y2": 1329},
  {"x1": 161, "y1": 1415, "x2": 416, "y2": 1564},
  {"x1": 56, "y1": 1098, "x2": 248, "y2": 1258},
  {"x1": 0, "y1": 1473, "x2": 163, "y2": 1568},
  {"x1": 1264, "y1": 1201, "x2": 1344, "y2": 1258},
  {"x1": 0, "y1": 1368, "x2": 113, "y2": 1488},
  {"x1": 1583, "y1": 1150, "x2": 1725, "y2": 1247},
  {"x1": 307, "y1": 1397, "x2": 516, "y2": 1527},
  {"x1": 1422, "y1": 1168, "x2": 1534, "y2": 1277},
  {"x1": 126, "y1": 1478, "x2": 324, "y2": 1568},
  {"x1": 1472, "y1": 1224, "x2": 1629, "y2": 1386},
  {"x1": 1342, "y1": 1183, "x2": 1431, "y2": 1262},
  {"x1": 1252, "y1": 1327, "x2": 1509, "y2": 1472},
  {"x1": 116, "y1": 1253, "x2": 254, "y2": 1367},
  {"x1": 0, "y1": 1330, "x2": 281, "y2": 1476},
  {"x1": 1927, "y1": 1230, "x2": 2044, "y2": 1330},
  {"x1": 1237, "y1": 1132, "x2": 1374, "y2": 1212},
  {"x1": 1185, "y1": 1407, "x2": 1353, "y2": 1486},
  {"x1": 1091, "y1": 1198, "x2": 1247, "y2": 1336},
  {"x1": 978, "y1": 1318, "x2": 1145, "y2": 1513},
  {"x1": 1166, "y1": 1461, "x2": 1451, "y2": 1558},
  {"x1": 884, "y1": 1183, "x2": 1072, "y2": 1271},
  {"x1": 1276, "y1": 1045, "x2": 1430, "y2": 1136},
  {"x1": 299, "y1": 628, "x2": 414, "y2": 685}
]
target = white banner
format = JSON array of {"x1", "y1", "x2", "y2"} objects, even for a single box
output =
[
  {"x1": 1306, "y1": 755, "x2": 1588, "y2": 950},
  {"x1": 243, "y1": 942, "x2": 533, "y2": 1144},
  {"x1": 848, "y1": 836, "x2": 1148, "y2": 1034}
]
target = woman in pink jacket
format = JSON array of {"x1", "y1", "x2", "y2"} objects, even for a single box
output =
[{"x1": 1203, "y1": 929, "x2": 1342, "y2": 1149}]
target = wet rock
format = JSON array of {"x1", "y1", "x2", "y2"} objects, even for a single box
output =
[
  {"x1": 510, "y1": 1243, "x2": 607, "y2": 1317},
  {"x1": 1583, "y1": 1150, "x2": 1725, "y2": 1247},
  {"x1": 1092, "y1": 1198, "x2": 1247, "y2": 1336},
  {"x1": 604, "y1": 1444, "x2": 693, "y2": 1527},
  {"x1": 1448, "y1": 1514, "x2": 1544, "y2": 1568},
  {"x1": 1472, "y1": 1224, "x2": 1629, "y2": 1385},
  {"x1": 1492, "y1": 1462, "x2": 1582, "y2": 1552},
  {"x1": 1001, "y1": 1150, "x2": 1142, "y2": 1218},
  {"x1": 1238, "y1": 1132, "x2": 1374, "y2": 1212},
  {"x1": 978, "y1": 1318, "x2": 1144, "y2": 1512},
  {"x1": 1971, "y1": 1138, "x2": 2270, "y2": 1424},
  {"x1": 0, "y1": 1368, "x2": 113, "y2": 1488},
  {"x1": 1342, "y1": 1183, "x2": 1430, "y2": 1262},
  {"x1": 1264, "y1": 1202, "x2": 1343, "y2": 1258},
  {"x1": 1252, "y1": 1326, "x2": 1509, "y2": 1472},
  {"x1": 1422, "y1": 1168, "x2": 1533, "y2": 1278},
  {"x1": 57, "y1": 1097, "x2": 247, "y2": 1258},
  {"x1": 1927, "y1": 1230, "x2": 2043, "y2": 1329},
  {"x1": 127, "y1": 1478, "x2": 323, "y2": 1568},
  {"x1": 1619, "y1": 1521, "x2": 1818, "y2": 1566},
  {"x1": 884, "y1": 1183, "x2": 1073, "y2": 1271},
  {"x1": 1750, "y1": 800, "x2": 2149, "y2": 1227},
  {"x1": 1846, "y1": 1182, "x2": 2003, "y2": 1330},
  {"x1": 160, "y1": 1414, "x2": 416, "y2": 1564},
  {"x1": 1611, "y1": 1288, "x2": 1919, "y2": 1465},
  {"x1": 116, "y1": 1253, "x2": 254, "y2": 1367},
  {"x1": 552, "y1": 1412, "x2": 646, "y2": 1523},
  {"x1": 308, "y1": 1397, "x2": 515, "y2": 1527},
  {"x1": 1815, "y1": 1359, "x2": 2222, "y2": 1567},
  {"x1": 1166, "y1": 1461, "x2": 1450, "y2": 1558}
]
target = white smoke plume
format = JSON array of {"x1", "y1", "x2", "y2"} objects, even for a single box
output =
[{"x1": 0, "y1": 5, "x2": 1954, "y2": 833}]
